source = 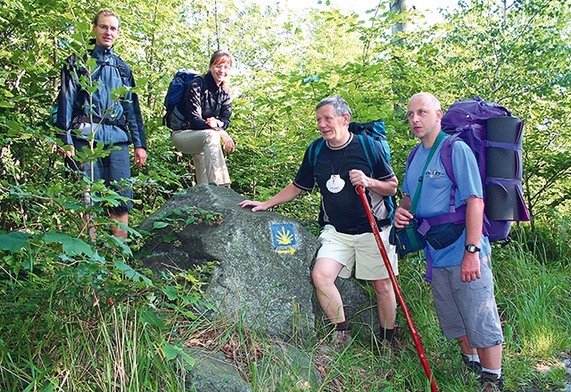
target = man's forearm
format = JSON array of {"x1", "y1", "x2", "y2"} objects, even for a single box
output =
[
  {"x1": 368, "y1": 176, "x2": 398, "y2": 197},
  {"x1": 263, "y1": 183, "x2": 303, "y2": 209},
  {"x1": 465, "y1": 196, "x2": 484, "y2": 245}
]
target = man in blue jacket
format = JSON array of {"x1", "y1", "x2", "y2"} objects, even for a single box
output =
[{"x1": 54, "y1": 9, "x2": 147, "y2": 239}]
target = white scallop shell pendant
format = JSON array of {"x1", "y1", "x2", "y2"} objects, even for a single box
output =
[{"x1": 326, "y1": 174, "x2": 345, "y2": 193}]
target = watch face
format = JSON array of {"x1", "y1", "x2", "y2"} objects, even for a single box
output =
[{"x1": 466, "y1": 244, "x2": 479, "y2": 253}]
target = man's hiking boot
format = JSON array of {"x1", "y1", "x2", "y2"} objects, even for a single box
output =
[
  {"x1": 376, "y1": 334, "x2": 401, "y2": 360},
  {"x1": 378, "y1": 339, "x2": 395, "y2": 360},
  {"x1": 477, "y1": 371, "x2": 504, "y2": 392},
  {"x1": 332, "y1": 330, "x2": 351, "y2": 351},
  {"x1": 462, "y1": 353, "x2": 483, "y2": 374}
]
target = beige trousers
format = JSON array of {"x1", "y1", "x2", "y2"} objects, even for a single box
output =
[{"x1": 171, "y1": 129, "x2": 231, "y2": 185}]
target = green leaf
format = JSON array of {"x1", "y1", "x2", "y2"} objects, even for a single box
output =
[
  {"x1": 153, "y1": 221, "x2": 169, "y2": 229},
  {"x1": 114, "y1": 261, "x2": 153, "y2": 285},
  {"x1": 85, "y1": 57, "x2": 97, "y2": 68},
  {"x1": 139, "y1": 309, "x2": 165, "y2": 328},
  {"x1": 163, "y1": 342, "x2": 195, "y2": 366},
  {"x1": 62, "y1": 237, "x2": 94, "y2": 256},
  {"x1": 0, "y1": 232, "x2": 32, "y2": 253},
  {"x1": 163, "y1": 342, "x2": 179, "y2": 360},
  {"x1": 44, "y1": 233, "x2": 94, "y2": 257},
  {"x1": 114, "y1": 260, "x2": 134, "y2": 273},
  {"x1": 180, "y1": 350, "x2": 196, "y2": 367},
  {"x1": 162, "y1": 285, "x2": 178, "y2": 300}
]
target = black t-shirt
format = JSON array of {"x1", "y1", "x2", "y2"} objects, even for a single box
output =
[{"x1": 294, "y1": 134, "x2": 395, "y2": 234}]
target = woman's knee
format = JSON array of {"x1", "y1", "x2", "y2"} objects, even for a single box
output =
[
  {"x1": 171, "y1": 131, "x2": 200, "y2": 154},
  {"x1": 204, "y1": 129, "x2": 221, "y2": 146}
]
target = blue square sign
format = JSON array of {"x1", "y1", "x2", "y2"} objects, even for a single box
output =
[{"x1": 271, "y1": 223, "x2": 297, "y2": 254}]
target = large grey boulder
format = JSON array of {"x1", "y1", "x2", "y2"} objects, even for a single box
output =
[
  {"x1": 139, "y1": 185, "x2": 320, "y2": 340},
  {"x1": 139, "y1": 185, "x2": 383, "y2": 342}
]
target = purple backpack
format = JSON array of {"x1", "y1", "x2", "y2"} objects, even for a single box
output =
[
  {"x1": 441, "y1": 96, "x2": 511, "y2": 130},
  {"x1": 408, "y1": 97, "x2": 530, "y2": 244}
]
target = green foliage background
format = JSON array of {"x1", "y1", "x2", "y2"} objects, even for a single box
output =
[
  {"x1": 1, "y1": 0, "x2": 571, "y2": 390},
  {"x1": 1, "y1": 0, "x2": 570, "y2": 231}
]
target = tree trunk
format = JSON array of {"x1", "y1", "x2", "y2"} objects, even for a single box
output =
[{"x1": 390, "y1": 0, "x2": 411, "y2": 33}]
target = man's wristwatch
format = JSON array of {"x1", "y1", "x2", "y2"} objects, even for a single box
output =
[{"x1": 465, "y1": 244, "x2": 481, "y2": 253}]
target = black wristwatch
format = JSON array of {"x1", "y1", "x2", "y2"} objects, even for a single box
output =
[{"x1": 465, "y1": 244, "x2": 480, "y2": 253}]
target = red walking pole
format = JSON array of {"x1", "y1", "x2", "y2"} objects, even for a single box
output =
[{"x1": 357, "y1": 185, "x2": 438, "y2": 392}]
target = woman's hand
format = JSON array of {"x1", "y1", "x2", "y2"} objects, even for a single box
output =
[
  {"x1": 206, "y1": 117, "x2": 224, "y2": 129},
  {"x1": 219, "y1": 130, "x2": 235, "y2": 152}
]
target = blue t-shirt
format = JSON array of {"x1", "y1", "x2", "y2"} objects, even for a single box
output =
[
  {"x1": 294, "y1": 134, "x2": 395, "y2": 234},
  {"x1": 402, "y1": 136, "x2": 491, "y2": 268}
]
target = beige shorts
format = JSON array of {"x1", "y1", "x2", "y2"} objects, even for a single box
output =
[{"x1": 316, "y1": 224, "x2": 398, "y2": 280}]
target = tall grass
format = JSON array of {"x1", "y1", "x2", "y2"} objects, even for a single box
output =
[
  {"x1": 0, "y1": 265, "x2": 199, "y2": 391},
  {"x1": 192, "y1": 229, "x2": 570, "y2": 391},
  {"x1": 1, "y1": 221, "x2": 570, "y2": 391},
  {"x1": 492, "y1": 235, "x2": 571, "y2": 391},
  {"x1": 0, "y1": 301, "x2": 180, "y2": 391}
]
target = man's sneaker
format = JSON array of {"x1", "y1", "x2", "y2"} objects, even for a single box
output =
[
  {"x1": 332, "y1": 330, "x2": 351, "y2": 351},
  {"x1": 477, "y1": 371, "x2": 504, "y2": 392},
  {"x1": 462, "y1": 353, "x2": 483, "y2": 374}
]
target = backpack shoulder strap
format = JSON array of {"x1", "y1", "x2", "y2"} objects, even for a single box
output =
[
  {"x1": 406, "y1": 137, "x2": 457, "y2": 214},
  {"x1": 406, "y1": 143, "x2": 422, "y2": 169},
  {"x1": 439, "y1": 134, "x2": 460, "y2": 214},
  {"x1": 308, "y1": 138, "x2": 325, "y2": 169},
  {"x1": 358, "y1": 134, "x2": 396, "y2": 223},
  {"x1": 64, "y1": 54, "x2": 89, "y2": 79},
  {"x1": 414, "y1": 135, "x2": 467, "y2": 233},
  {"x1": 111, "y1": 55, "x2": 131, "y2": 86},
  {"x1": 440, "y1": 134, "x2": 458, "y2": 187},
  {"x1": 309, "y1": 134, "x2": 379, "y2": 177},
  {"x1": 183, "y1": 74, "x2": 206, "y2": 108},
  {"x1": 187, "y1": 74, "x2": 205, "y2": 90},
  {"x1": 407, "y1": 135, "x2": 458, "y2": 187},
  {"x1": 356, "y1": 134, "x2": 378, "y2": 177}
]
